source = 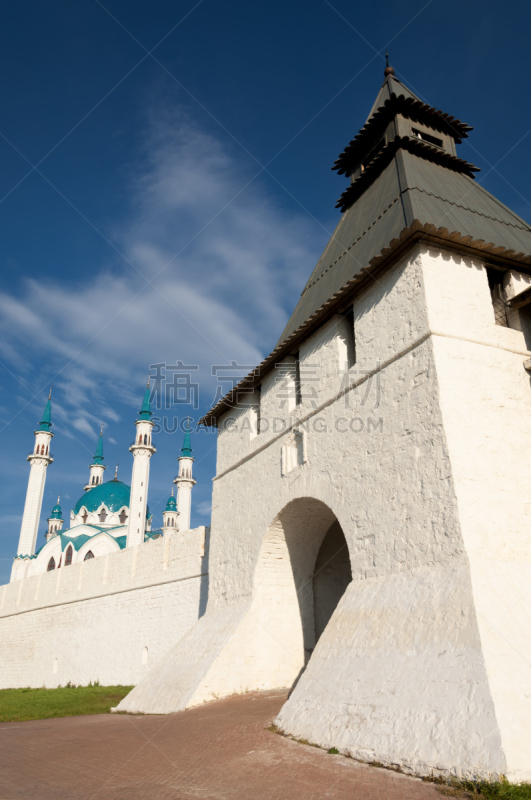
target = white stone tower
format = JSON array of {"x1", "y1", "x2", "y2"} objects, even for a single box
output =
[
  {"x1": 84, "y1": 425, "x2": 106, "y2": 491},
  {"x1": 173, "y1": 425, "x2": 196, "y2": 532},
  {"x1": 45, "y1": 496, "x2": 64, "y2": 541},
  {"x1": 162, "y1": 488, "x2": 179, "y2": 535},
  {"x1": 126, "y1": 383, "x2": 156, "y2": 548},
  {"x1": 15, "y1": 391, "x2": 54, "y2": 561}
]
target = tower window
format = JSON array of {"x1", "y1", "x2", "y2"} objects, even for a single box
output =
[
  {"x1": 486, "y1": 267, "x2": 509, "y2": 327},
  {"x1": 99, "y1": 508, "x2": 107, "y2": 523},
  {"x1": 294, "y1": 354, "x2": 302, "y2": 406},
  {"x1": 84, "y1": 550, "x2": 94, "y2": 561},
  {"x1": 64, "y1": 546, "x2": 73, "y2": 566},
  {"x1": 82, "y1": 510, "x2": 88, "y2": 524},
  {"x1": 340, "y1": 305, "x2": 356, "y2": 368},
  {"x1": 47, "y1": 557, "x2": 55, "y2": 571},
  {"x1": 119, "y1": 510, "x2": 127, "y2": 524},
  {"x1": 411, "y1": 128, "x2": 443, "y2": 148}
]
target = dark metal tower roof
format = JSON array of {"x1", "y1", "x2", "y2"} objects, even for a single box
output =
[{"x1": 200, "y1": 65, "x2": 531, "y2": 427}]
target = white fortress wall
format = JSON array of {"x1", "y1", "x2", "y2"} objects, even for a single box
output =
[
  {"x1": 118, "y1": 244, "x2": 504, "y2": 780},
  {"x1": 0, "y1": 528, "x2": 209, "y2": 689},
  {"x1": 421, "y1": 248, "x2": 531, "y2": 782}
]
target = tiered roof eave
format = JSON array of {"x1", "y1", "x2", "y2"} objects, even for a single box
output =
[{"x1": 333, "y1": 91, "x2": 473, "y2": 178}]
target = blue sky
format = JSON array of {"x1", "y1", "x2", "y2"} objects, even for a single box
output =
[{"x1": 0, "y1": 0, "x2": 530, "y2": 582}]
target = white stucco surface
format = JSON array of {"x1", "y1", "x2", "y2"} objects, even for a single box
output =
[
  {"x1": 117, "y1": 245, "x2": 531, "y2": 781},
  {"x1": 0, "y1": 528, "x2": 208, "y2": 688}
]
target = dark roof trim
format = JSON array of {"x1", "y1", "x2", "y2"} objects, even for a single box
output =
[
  {"x1": 199, "y1": 220, "x2": 531, "y2": 427},
  {"x1": 336, "y1": 137, "x2": 479, "y2": 212},
  {"x1": 333, "y1": 94, "x2": 473, "y2": 176}
]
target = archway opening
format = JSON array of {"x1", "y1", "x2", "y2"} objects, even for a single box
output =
[
  {"x1": 253, "y1": 497, "x2": 351, "y2": 688},
  {"x1": 313, "y1": 520, "x2": 352, "y2": 644}
]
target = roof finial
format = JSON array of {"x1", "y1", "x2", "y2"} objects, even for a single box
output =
[
  {"x1": 57, "y1": 494, "x2": 60, "y2": 503},
  {"x1": 114, "y1": 463, "x2": 119, "y2": 480},
  {"x1": 171, "y1": 486, "x2": 174, "y2": 497},
  {"x1": 384, "y1": 52, "x2": 395, "y2": 77},
  {"x1": 48, "y1": 386, "x2": 53, "y2": 400},
  {"x1": 100, "y1": 423, "x2": 104, "y2": 436}
]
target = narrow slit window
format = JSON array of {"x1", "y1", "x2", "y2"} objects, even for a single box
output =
[
  {"x1": 340, "y1": 305, "x2": 356, "y2": 368},
  {"x1": 294, "y1": 355, "x2": 302, "y2": 406}
]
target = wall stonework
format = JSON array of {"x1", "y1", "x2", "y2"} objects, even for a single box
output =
[
  {"x1": 0, "y1": 528, "x2": 208, "y2": 688},
  {"x1": 117, "y1": 245, "x2": 531, "y2": 781}
]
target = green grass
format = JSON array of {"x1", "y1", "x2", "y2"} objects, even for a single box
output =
[
  {"x1": 432, "y1": 778, "x2": 531, "y2": 799},
  {"x1": 0, "y1": 684, "x2": 133, "y2": 723}
]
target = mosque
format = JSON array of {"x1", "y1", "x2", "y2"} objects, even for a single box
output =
[{"x1": 10, "y1": 383, "x2": 195, "y2": 582}]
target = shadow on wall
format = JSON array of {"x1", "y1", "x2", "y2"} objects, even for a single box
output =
[
  {"x1": 313, "y1": 520, "x2": 352, "y2": 643},
  {"x1": 199, "y1": 527, "x2": 210, "y2": 618},
  {"x1": 256, "y1": 497, "x2": 352, "y2": 690}
]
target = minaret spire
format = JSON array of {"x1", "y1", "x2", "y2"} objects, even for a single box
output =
[
  {"x1": 46, "y1": 495, "x2": 64, "y2": 541},
  {"x1": 84, "y1": 424, "x2": 106, "y2": 491},
  {"x1": 162, "y1": 486, "x2": 179, "y2": 535},
  {"x1": 126, "y1": 381, "x2": 155, "y2": 547},
  {"x1": 173, "y1": 419, "x2": 196, "y2": 532},
  {"x1": 12, "y1": 392, "x2": 55, "y2": 579}
]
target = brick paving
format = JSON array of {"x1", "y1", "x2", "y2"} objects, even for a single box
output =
[{"x1": 0, "y1": 690, "x2": 443, "y2": 799}]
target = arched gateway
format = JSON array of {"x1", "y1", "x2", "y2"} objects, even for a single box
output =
[
  {"x1": 252, "y1": 498, "x2": 351, "y2": 688},
  {"x1": 117, "y1": 496, "x2": 353, "y2": 713}
]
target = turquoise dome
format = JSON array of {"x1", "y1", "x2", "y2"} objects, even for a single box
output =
[
  {"x1": 50, "y1": 500, "x2": 62, "y2": 519},
  {"x1": 165, "y1": 494, "x2": 177, "y2": 512},
  {"x1": 73, "y1": 479, "x2": 150, "y2": 518}
]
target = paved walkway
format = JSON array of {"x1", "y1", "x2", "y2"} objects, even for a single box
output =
[{"x1": 0, "y1": 690, "x2": 444, "y2": 799}]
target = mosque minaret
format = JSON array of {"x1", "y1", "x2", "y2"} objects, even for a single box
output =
[
  {"x1": 161, "y1": 488, "x2": 179, "y2": 535},
  {"x1": 173, "y1": 424, "x2": 196, "y2": 532},
  {"x1": 15, "y1": 390, "x2": 54, "y2": 565},
  {"x1": 127, "y1": 383, "x2": 156, "y2": 548},
  {"x1": 84, "y1": 425, "x2": 106, "y2": 491}
]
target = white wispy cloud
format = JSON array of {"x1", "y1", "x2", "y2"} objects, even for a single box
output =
[{"x1": 0, "y1": 104, "x2": 321, "y2": 439}]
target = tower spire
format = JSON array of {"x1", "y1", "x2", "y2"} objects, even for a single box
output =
[
  {"x1": 139, "y1": 379, "x2": 152, "y2": 420},
  {"x1": 162, "y1": 486, "x2": 179, "y2": 535},
  {"x1": 126, "y1": 382, "x2": 156, "y2": 547},
  {"x1": 46, "y1": 495, "x2": 64, "y2": 541},
  {"x1": 93, "y1": 424, "x2": 104, "y2": 463},
  {"x1": 181, "y1": 418, "x2": 192, "y2": 456},
  {"x1": 38, "y1": 387, "x2": 53, "y2": 431},
  {"x1": 84, "y1": 424, "x2": 107, "y2": 491},
  {"x1": 174, "y1": 420, "x2": 196, "y2": 532},
  {"x1": 13, "y1": 391, "x2": 55, "y2": 577}
]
